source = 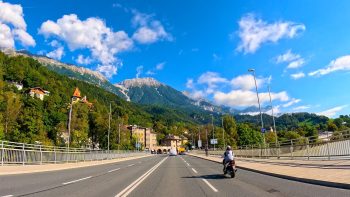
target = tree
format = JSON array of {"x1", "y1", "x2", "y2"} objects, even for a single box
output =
[
  {"x1": 237, "y1": 123, "x2": 263, "y2": 146},
  {"x1": 3, "y1": 91, "x2": 21, "y2": 135},
  {"x1": 223, "y1": 115, "x2": 238, "y2": 147}
]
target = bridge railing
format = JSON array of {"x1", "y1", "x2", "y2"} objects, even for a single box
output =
[
  {"x1": 0, "y1": 140, "x2": 145, "y2": 165},
  {"x1": 198, "y1": 130, "x2": 350, "y2": 160}
]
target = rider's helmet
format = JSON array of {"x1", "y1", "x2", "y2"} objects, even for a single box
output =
[{"x1": 226, "y1": 145, "x2": 231, "y2": 150}]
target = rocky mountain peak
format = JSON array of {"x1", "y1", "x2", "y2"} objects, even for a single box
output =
[{"x1": 117, "y1": 77, "x2": 163, "y2": 88}]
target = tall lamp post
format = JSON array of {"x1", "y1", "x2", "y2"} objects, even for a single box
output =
[
  {"x1": 248, "y1": 68, "x2": 265, "y2": 145},
  {"x1": 211, "y1": 114, "x2": 215, "y2": 151},
  {"x1": 67, "y1": 98, "x2": 73, "y2": 154}
]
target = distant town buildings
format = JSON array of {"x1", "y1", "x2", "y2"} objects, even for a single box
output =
[
  {"x1": 29, "y1": 87, "x2": 50, "y2": 100},
  {"x1": 9, "y1": 81, "x2": 23, "y2": 90},
  {"x1": 127, "y1": 125, "x2": 157, "y2": 151}
]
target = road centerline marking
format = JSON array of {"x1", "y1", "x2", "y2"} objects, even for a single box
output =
[
  {"x1": 1, "y1": 195, "x2": 13, "y2": 197},
  {"x1": 115, "y1": 157, "x2": 168, "y2": 197},
  {"x1": 127, "y1": 164, "x2": 135, "y2": 167},
  {"x1": 191, "y1": 168, "x2": 198, "y2": 173},
  {"x1": 62, "y1": 176, "x2": 92, "y2": 185},
  {"x1": 202, "y1": 179, "x2": 218, "y2": 192},
  {"x1": 108, "y1": 168, "x2": 121, "y2": 173}
]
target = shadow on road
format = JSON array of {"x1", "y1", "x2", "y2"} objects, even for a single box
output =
[{"x1": 182, "y1": 174, "x2": 230, "y2": 180}]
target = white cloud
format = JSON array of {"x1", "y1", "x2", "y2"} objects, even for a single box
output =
[
  {"x1": 146, "y1": 70, "x2": 155, "y2": 75},
  {"x1": 214, "y1": 90, "x2": 289, "y2": 107},
  {"x1": 39, "y1": 14, "x2": 133, "y2": 78},
  {"x1": 46, "y1": 46, "x2": 64, "y2": 60},
  {"x1": 293, "y1": 105, "x2": 310, "y2": 111},
  {"x1": 131, "y1": 10, "x2": 172, "y2": 44},
  {"x1": 283, "y1": 98, "x2": 301, "y2": 107},
  {"x1": 132, "y1": 10, "x2": 173, "y2": 44},
  {"x1": 276, "y1": 50, "x2": 305, "y2": 69},
  {"x1": 309, "y1": 55, "x2": 350, "y2": 76},
  {"x1": 198, "y1": 72, "x2": 229, "y2": 94},
  {"x1": 156, "y1": 62, "x2": 165, "y2": 70},
  {"x1": 0, "y1": 23, "x2": 14, "y2": 48},
  {"x1": 136, "y1": 65, "x2": 143, "y2": 78},
  {"x1": 236, "y1": 14, "x2": 305, "y2": 54},
  {"x1": 230, "y1": 74, "x2": 265, "y2": 90},
  {"x1": 290, "y1": 72, "x2": 305, "y2": 79},
  {"x1": 76, "y1": 54, "x2": 93, "y2": 65},
  {"x1": 287, "y1": 59, "x2": 305, "y2": 69},
  {"x1": 316, "y1": 105, "x2": 347, "y2": 118},
  {"x1": 186, "y1": 79, "x2": 194, "y2": 89},
  {"x1": 276, "y1": 50, "x2": 300, "y2": 63},
  {"x1": 0, "y1": 1, "x2": 35, "y2": 48}
]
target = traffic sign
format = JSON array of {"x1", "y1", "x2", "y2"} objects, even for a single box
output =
[
  {"x1": 261, "y1": 128, "x2": 266, "y2": 133},
  {"x1": 210, "y1": 139, "x2": 218, "y2": 145},
  {"x1": 197, "y1": 140, "x2": 202, "y2": 148}
]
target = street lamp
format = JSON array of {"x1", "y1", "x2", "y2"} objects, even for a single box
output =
[
  {"x1": 108, "y1": 102, "x2": 111, "y2": 158},
  {"x1": 210, "y1": 114, "x2": 215, "y2": 151},
  {"x1": 248, "y1": 68, "x2": 265, "y2": 145}
]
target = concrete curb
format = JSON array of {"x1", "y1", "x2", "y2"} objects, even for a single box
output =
[
  {"x1": 188, "y1": 154, "x2": 350, "y2": 190},
  {"x1": 0, "y1": 154, "x2": 153, "y2": 175}
]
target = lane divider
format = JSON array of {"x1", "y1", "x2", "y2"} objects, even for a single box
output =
[
  {"x1": 0, "y1": 195, "x2": 13, "y2": 197},
  {"x1": 127, "y1": 164, "x2": 135, "y2": 167},
  {"x1": 202, "y1": 179, "x2": 218, "y2": 192},
  {"x1": 108, "y1": 168, "x2": 121, "y2": 173},
  {"x1": 62, "y1": 176, "x2": 92, "y2": 185},
  {"x1": 115, "y1": 157, "x2": 168, "y2": 197},
  {"x1": 191, "y1": 168, "x2": 198, "y2": 174}
]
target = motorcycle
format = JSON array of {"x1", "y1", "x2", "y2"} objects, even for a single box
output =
[{"x1": 224, "y1": 160, "x2": 236, "y2": 178}]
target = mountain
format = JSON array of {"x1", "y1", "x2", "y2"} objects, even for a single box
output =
[
  {"x1": 1, "y1": 49, "x2": 128, "y2": 100},
  {"x1": 115, "y1": 77, "x2": 230, "y2": 114}
]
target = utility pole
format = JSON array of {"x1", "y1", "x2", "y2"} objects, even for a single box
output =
[
  {"x1": 222, "y1": 116, "x2": 225, "y2": 149},
  {"x1": 108, "y1": 103, "x2": 111, "y2": 156},
  {"x1": 67, "y1": 98, "x2": 73, "y2": 153},
  {"x1": 268, "y1": 85, "x2": 278, "y2": 146},
  {"x1": 211, "y1": 114, "x2": 215, "y2": 151},
  {"x1": 206, "y1": 128, "x2": 208, "y2": 148}
]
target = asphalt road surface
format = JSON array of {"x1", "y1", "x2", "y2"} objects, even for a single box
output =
[{"x1": 0, "y1": 154, "x2": 349, "y2": 197}]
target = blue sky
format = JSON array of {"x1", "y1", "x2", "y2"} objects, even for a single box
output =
[{"x1": 1, "y1": 0, "x2": 350, "y2": 118}]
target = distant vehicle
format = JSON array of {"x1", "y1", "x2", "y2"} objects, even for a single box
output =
[
  {"x1": 169, "y1": 148, "x2": 177, "y2": 156},
  {"x1": 178, "y1": 147, "x2": 186, "y2": 155}
]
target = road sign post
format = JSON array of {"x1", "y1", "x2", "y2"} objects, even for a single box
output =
[{"x1": 198, "y1": 140, "x2": 202, "y2": 148}]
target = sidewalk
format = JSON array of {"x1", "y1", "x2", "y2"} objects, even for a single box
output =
[
  {"x1": 0, "y1": 154, "x2": 152, "y2": 175},
  {"x1": 188, "y1": 153, "x2": 350, "y2": 189}
]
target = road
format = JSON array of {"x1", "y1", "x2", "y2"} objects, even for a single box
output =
[{"x1": 0, "y1": 154, "x2": 349, "y2": 197}]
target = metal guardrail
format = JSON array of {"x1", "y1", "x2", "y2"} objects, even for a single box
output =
[
  {"x1": 0, "y1": 140, "x2": 145, "y2": 165},
  {"x1": 199, "y1": 130, "x2": 350, "y2": 160}
]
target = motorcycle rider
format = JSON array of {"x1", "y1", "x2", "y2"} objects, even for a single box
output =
[{"x1": 223, "y1": 146, "x2": 234, "y2": 172}]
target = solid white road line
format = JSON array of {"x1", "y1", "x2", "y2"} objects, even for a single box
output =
[
  {"x1": 202, "y1": 179, "x2": 218, "y2": 192},
  {"x1": 62, "y1": 176, "x2": 92, "y2": 185},
  {"x1": 1, "y1": 195, "x2": 13, "y2": 197},
  {"x1": 108, "y1": 168, "x2": 121, "y2": 173},
  {"x1": 127, "y1": 164, "x2": 135, "y2": 167},
  {"x1": 191, "y1": 168, "x2": 198, "y2": 174},
  {"x1": 115, "y1": 157, "x2": 168, "y2": 197}
]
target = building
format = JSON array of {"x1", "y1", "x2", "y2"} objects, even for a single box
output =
[
  {"x1": 29, "y1": 87, "x2": 50, "y2": 100},
  {"x1": 71, "y1": 87, "x2": 93, "y2": 107},
  {"x1": 9, "y1": 81, "x2": 23, "y2": 90},
  {"x1": 72, "y1": 87, "x2": 82, "y2": 102},
  {"x1": 127, "y1": 125, "x2": 157, "y2": 150}
]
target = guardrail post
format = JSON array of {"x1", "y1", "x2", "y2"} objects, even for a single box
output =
[
  {"x1": 290, "y1": 140, "x2": 294, "y2": 160},
  {"x1": 1, "y1": 141, "x2": 4, "y2": 166},
  {"x1": 22, "y1": 143, "x2": 25, "y2": 166},
  {"x1": 54, "y1": 146, "x2": 57, "y2": 164},
  {"x1": 40, "y1": 145, "x2": 43, "y2": 165}
]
